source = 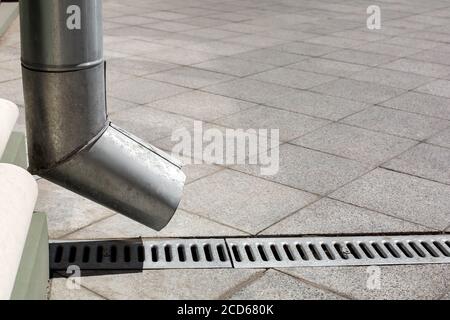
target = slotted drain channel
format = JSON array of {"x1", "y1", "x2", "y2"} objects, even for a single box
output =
[
  {"x1": 227, "y1": 235, "x2": 450, "y2": 268},
  {"x1": 50, "y1": 239, "x2": 231, "y2": 271},
  {"x1": 50, "y1": 235, "x2": 450, "y2": 271}
]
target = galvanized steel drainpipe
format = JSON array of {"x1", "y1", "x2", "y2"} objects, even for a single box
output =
[{"x1": 20, "y1": 0, "x2": 186, "y2": 230}]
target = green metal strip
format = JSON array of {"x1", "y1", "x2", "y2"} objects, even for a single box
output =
[{"x1": 10, "y1": 212, "x2": 49, "y2": 300}]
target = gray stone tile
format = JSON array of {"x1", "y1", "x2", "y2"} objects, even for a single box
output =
[
  {"x1": 230, "y1": 270, "x2": 344, "y2": 300},
  {"x1": 233, "y1": 48, "x2": 307, "y2": 67},
  {"x1": 106, "y1": 96, "x2": 138, "y2": 114},
  {"x1": 146, "y1": 66, "x2": 235, "y2": 89},
  {"x1": 36, "y1": 180, "x2": 115, "y2": 239},
  {"x1": 263, "y1": 198, "x2": 431, "y2": 235},
  {"x1": 203, "y1": 78, "x2": 298, "y2": 106},
  {"x1": 181, "y1": 28, "x2": 242, "y2": 40},
  {"x1": 144, "y1": 21, "x2": 200, "y2": 32},
  {"x1": 410, "y1": 49, "x2": 450, "y2": 66},
  {"x1": 108, "y1": 77, "x2": 190, "y2": 104},
  {"x1": 289, "y1": 57, "x2": 368, "y2": 77},
  {"x1": 427, "y1": 127, "x2": 450, "y2": 148},
  {"x1": 111, "y1": 106, "x2": 196, "y2": 142},
  {"x1": 265, "y1": 90, "x2": 369, "y2": 121},
  {"x1": 381, "y1": 36, "x2": 442, "y2": 50},
  {"x1": 193, "y1": 57, "x2": 274, "y2": 77},
  {"x1": 225, "y1": 34, "x2": 287, "y2": 48},
  {"x1": 50, "y1": 279, "x2": 106, "y2": 300},
  {"x1": 416, "y1": 80, "x2": 450, "y2": 99},
  {"x1": 352, "y1": 42, "x2": 422, "y2": 58},
  {"x1": 332, "y1": 30, "x2": 388, "y2": 42},
  {"x1": 381, "y1": 58, "x2": 450, "y2": 78},
  {"x1": 78, "y1": 269, "x2": 260, "y2": 300},
  {"x1": 330, "y1": 168, "x2": 450, "y2": 230},
  {"x1": 323, "y1": 49, "x2": 397, "y2": 67},
  {"x1": 106, "y1": 56, "x2": 177, "y2": 76},
  {"x1": 214, "y1": 105, "x2": 330, "y2": 142},
  {"x1": 180, "y1": 169, "x2": 317, "y2": 234},
  {"x1": 250, "y1": 67, "x2": 337, "y2": 90},
  {"x1": 284, "y1": 265, "x2": 450, "y2": 300},
  {"x1": 65, "y1": 209, "x2": 246, "y2": 240},
  {"x1": 107, "y1": 15, "x2": 160, "y2": 26},
  {"x1": 150, "y1": 90, "x2": 256, "y2": 121},
  {"x1": 304, "y1": 35, "x2": 367, "y2": 49},
  {"x1": 349, "y1": 68, "x2": 433, "y2": 90},
  {"x1": 105, "y1": 39, "x2": 169, "y2": 55},
  {"x1": 274, "y1": 42, "x2": 339, "y2": 57},
  {"x1": 255, "y1": 29, "x2": 317, "y2": 41},
  {"x1": 341, "y1": 106, "x2": 450, "y2": 140},
  {"x1": 233, "y1": 144, "x2": 371, "y2": 195},
  {"x1": 0, "y1": 79, "x2": 24, "y2": 106},
  {"x1": 142, "y1": 48, "x2": 221, "y2": 65},
  {"x1": 383, "y1": 143, "x2": 450, "y2": 185},
  {"x1": 381, "y1": 92, "x2": 450, "y2": 120},
  {"x1": 187, "y1": 40, "x2": 256, "y2": 55},
  {"x1": 293, "y1": 123, "x2": 416, "y2": 165},
  {"x1": 182, "y1": 162, "x2": 224, "y2": 184},
  {"x1": 312, "y1": 79, "x2": 405, "y2": 104}
]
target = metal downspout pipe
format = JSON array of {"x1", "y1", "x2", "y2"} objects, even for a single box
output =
[{"x1": 20, "y1": 0, "x2": 186, "y2": 230}]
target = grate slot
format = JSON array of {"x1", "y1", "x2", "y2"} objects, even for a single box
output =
[{"x1": 433, "y1": 241, "x2": 450, "y2": 257}]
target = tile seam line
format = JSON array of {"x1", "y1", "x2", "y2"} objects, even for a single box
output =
[{"x1": 274, "y1": 268, "x2": 355, "y2": 300}]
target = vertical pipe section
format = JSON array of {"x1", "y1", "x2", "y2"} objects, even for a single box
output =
[{"x1": 20, "y1": 0, "x2": 185, "y2": 230}]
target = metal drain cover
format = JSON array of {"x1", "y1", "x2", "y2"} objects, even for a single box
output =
[
  {"x1": 50, "y1": 234, "x2": 450, "y2": 271},
  {"x1": 227, "y1": 235, "x2": 450, "y2": 268}
]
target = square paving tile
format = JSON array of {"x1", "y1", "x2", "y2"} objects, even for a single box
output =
[
  {"x1": 108, "y1": 77, "x2": 190, "y2": 104},
  {"x1": 262, "y1": 198, "x2": 431, "y2": 235},
  {"x1": 274, "y1": 42, "x2": 339, "y2": 57},
  {"x1": 180, "y1": 169, "x2": 317, "y2": 234},
  {"x1": 203, "y1": 78, "x2": 298, "y2": 106},
  {"x1": 304, "y1": 35, "x2": 367, "y2": 49},
  {"x1": 349, "y1": 68, "x2": 433, "y2": 90},
  {"x1": 323, "y1": 49, "x2": 397, "y2": 67},
  {"x1": 142, "y1": 47, "x2": 222, "y2": 65},
  {"x1": 265, "y1": 90, "x2": 369, "y2": 121},
  {"x1": 311, "y1": 79, "x2": 405, "y2": 104},
  {"x1": 330, "y1": 168, "x2": 450, "y2": 230},
  {"x1": 416, "y1": 79, "x2": 450, "y2": 99},
  {"x1": 292, "y1": 123, "x2": 416, "y2": 165},
  {"x1": 65, "y1": 209, "x2": 247, "y2": 240},
  {"x1": 36, "y1": 180, "x2": 115, "y2": 239},
  {"x1": 233, "y1": 48, "x2": 307, "y2": 66},
  {"x1": 193, "y1": 56, "x2": 274, "y2": 77},
  {"x1": 427, "y1": 127, "x2": 450, "y2": 148},
  {"x1": 50, "y1": 279, "x2": 106, "y2": 300},
  {"x1": 249, "y1": 67, "x2": 337, "y2": 90},
  {"x1": 289, "y1": 57, "x2": 368, "y2": 77},
  {"x1": 150, "y1": 90, "x2": 256, "y2": 121},
  {"x1": 111, "y1": 106, "x2": 196, "y2": 142},
  {"x1": 146, "y1": 66, "x2": 235, "y2": 89},
  {"x1": 230, "y1": 270, "x2": 344, "y2": 300},
  {"x1": 351, "y1": 42, "x2": 423, "y2": 57},
  {"x1": 72, "y1": 269, "x2": 261, "y2": 300},
  {"x1": 341, "y1": 106, "x2": 450, "y2": 140},
  {"x1": 187, "y1": 40, "x2": 256, "y2": 55},
  {"x1": 233, "y1": 144, "x2": 371, "y2": 195},
  {"x1": 225, "y1": 34, "x2": 288, "y2": 48},
  {"x1": 381, "y1": 91, "x2": 450, "y2": 120},
  {"x1": 283, "y1": 265, "x2": 450, "y2": 300},
  {"x1": 214, "y1": 105, "x2": 330, "y2": 142},
  {"x1": 383, "y1": 143, "x2": 450, "y2": 185},
  {"x1": 381, "y1": 58, "x2": 450, "y2": 78}
]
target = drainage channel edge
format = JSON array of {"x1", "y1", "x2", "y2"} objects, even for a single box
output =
[{"x1": 50, "y1": 234, "x2": 450, "y2": 270}]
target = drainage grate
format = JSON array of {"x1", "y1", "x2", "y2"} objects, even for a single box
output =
[
  {"x1": 50, "y1": 239, "x2": 232, "y2": 271},
  {"x1": 226, "y1": 235, "x2": 450, "y2": 268},
  {"x1": 141, "y1": 239, "x2": 231, "y2": 269},
  {"x1": 50, "y1": 235, "x2": 450, "y2": 272}
]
